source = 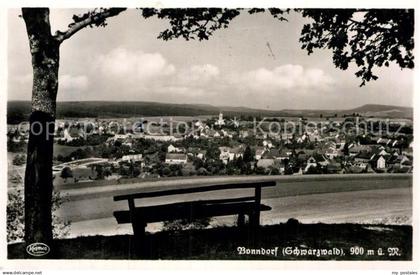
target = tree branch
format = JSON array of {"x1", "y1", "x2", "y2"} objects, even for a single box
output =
[{"x1": 54, "y1": 8, "x2": 127, "y2": 43}]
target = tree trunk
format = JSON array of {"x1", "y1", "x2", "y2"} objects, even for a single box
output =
[{"x1": 22, "y1": 8, "x2": 59, "y2": 252}]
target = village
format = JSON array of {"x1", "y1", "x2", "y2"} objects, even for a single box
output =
[{"x1": 7, "y1": 111, "x2": 413, "y2": 186}]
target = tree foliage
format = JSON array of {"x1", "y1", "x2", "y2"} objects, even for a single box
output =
[
  {"x1": 299, "y1": 9, "x2": 414, "y2": 86},
  {"x1": 141, "y1": 8, "x2": 288, "y2": 41}
]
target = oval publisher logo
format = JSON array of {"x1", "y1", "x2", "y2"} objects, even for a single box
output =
[{"x1": 26, "y1": 243, "x2": 50, "y2": 257}]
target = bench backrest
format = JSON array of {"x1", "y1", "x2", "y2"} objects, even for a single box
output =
[{"x1": 113, "y1": 180, "x2": 276, "y2": 201}]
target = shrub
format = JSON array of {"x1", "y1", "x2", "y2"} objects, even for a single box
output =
[
  {"x1": 60, "y1": 166, "x2": 73, "y2": 179},
  {"x1": 7, "y1": 189, "x2": 71, "y2": 243},
  {"x1": 12, "y1": 154, "x2": 26, "y2": 166}
]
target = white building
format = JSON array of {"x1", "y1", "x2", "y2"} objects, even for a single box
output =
[
  {"x1": 215, "y1": 112, "x2": 225, "y2": 126},
  {"x1": 377, "y1": 156, "x2": 386, "y2": 169},
  {"x1": 121, "y1": 154, "x2": 143, "y2": 162},
  {"x1": 165, "y1": 153, "x2": 188, "y2": 164},
  {"x1": 168, "y1": 144, "x2": 183, "y2": 153},
  {"x1": 143, "y1": 134, "x2": 182, "y2": 142},
  {"x1": 263, "y1": 140, "x2": 274, "y2": 148},
  {"x1": 219, "y1": 146, "x2": 244, "y2": 164}
]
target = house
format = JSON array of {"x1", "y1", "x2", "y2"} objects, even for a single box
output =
[
  {"x1": 377, "y1": 138, "x2": 392, "y2": 146},
  {"x1": 376, "y1": 155, "x2": 386, "y2": 169},
  {"x1": 334, "y1": 133, "x2": 346, "y2": 143},
  {"x1": 304, "y1": 157, "x2": 317, "y2": 172},
  {"x1": 296, "y1": 134, "x2": 308, "y2": 143},
  {"x1": 60, "y1": 126, "x2": 85, "y2": 143},
  {"x1": 143, "y1": 134, "x2": 182, "y2": 142},
  {"x1": 188, "y1": 148, "x2": 207, "y2": 160},
  {"x1": 377, "y1": 149, "x2": 390, "y2": 156},
  {"x1": 353, "y1": 162, "x2": 368, "y2": 170},
  {"x1": 110, "y1": 133, "x2": 132, "y2": 142},
  {"x1": 194, "y1": 120, "x2": 205, "y2": 129},
  {"x1": 256, "y1": 133, "x2": 268, "y2": 140},
  {"x1": 167, "y1": 144, "x2": 177, "y2": 152},
  {"x1": 304, "y1": 154, "x2": 329, "y2": 172},
  {"x1": 219, "y1": 147, "x2": 231, "y2": 164},
  {"x1": 221, "y1": 129, "x2": 233, "y2": 138},
  {"x1": 281, "y1": 133, "x2": 294, "y2": 140},
  {"x1": 348, "y1": 144, "x2": 372, "y2": 156},
  {"x1": 354, "y1": 151, "x2": 373, "y2": 163},
  {"x1": 219, "y1": 146, "x2": 244, "y2": 164},
  {"x1": 386, "y1": 154, "x2": 412, "y2": 173},
  {"x1": 213, "y1": 131, "x2": 221, "y2": 138},
  {"x1": 254, "y1": 147, "x2": 266, "y2": 160},
  {"x1": 121, "y1": 154, "x2": 143, "y2": 162},
  {"x1": 390, "y1": 165, "x2": 412, "y2": 173},
  {"x1": 307, "y1": 130, "x2": 322, "y2": 142},
  {"x1": 399, "y1": 156, "x2": 412, "y2": 167},
  {"x1": 325, "y1": 147, "x2": 342, "y2": 159},
  {"x1": 195, "y1": 150, "x2": 206, "y2": 160},
  {"x1": 167, "y1": 144, "x2": 184, "y2": 153},
  {"x1": 165, "y1": 153, "x2": 188, "y2": 165},
  {"x1": 263, "y1": 140, "x2": 274, "y2": 148},
  {"x1": 230, "y1": 147, "x2": 244, "y2": 159},
  {"x1": 391, "y1": 140, "x2": 400, "y2": 147}
]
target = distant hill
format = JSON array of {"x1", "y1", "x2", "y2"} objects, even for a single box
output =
[
  {"x1": 346, "y1": 104, "x2": 413, "y2": 118},
  {"x1": 282, "y1": 104, "x2": 413, "y2": 118},
  {"x1": 7, "y1": 101, "x2": 413, "y2": 124}
]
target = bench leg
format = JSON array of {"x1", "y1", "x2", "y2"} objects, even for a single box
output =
[
  {"x1": 131, "y1": 220, "x2": 147, "y2": 258},
  {"x1": 249, "y1": 211, "x2": 260, "y2": 228},
  {"x1": 249, "y1": 211, "x2": 261, "y2": 245},
  {"x1": 237, "y1": 214, "x2": 245, "y2": 227}
]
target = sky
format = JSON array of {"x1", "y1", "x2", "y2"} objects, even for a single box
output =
[{"x1": 7, "y1": 8, "x2": 414, "y2": 110}]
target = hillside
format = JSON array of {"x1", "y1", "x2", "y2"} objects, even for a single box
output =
[
  {"x1": 7, "y1": 101, "x2": 413, "y2": 124},
  {"x1": 8, "y1": 223, "x2": 412, "y2": 260},
  {"x1": 348, "y1": 104, "x2": 413, "y2": 118}
]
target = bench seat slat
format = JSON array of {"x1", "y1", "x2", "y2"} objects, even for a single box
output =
[
  {"x1": 114, "y1": 181, "x2": 276, "y2": 201},
  {"x1": 114, "y1": 201, "x2": 272, "y2": 224}
]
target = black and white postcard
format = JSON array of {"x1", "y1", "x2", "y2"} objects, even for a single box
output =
[{"x1": 0, "y1": 1, "x2": 418, "y2": 274}]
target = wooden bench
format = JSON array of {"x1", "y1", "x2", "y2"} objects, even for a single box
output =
[{"x1": 113, "y1": 180, "x2": 276, "y2": 254}]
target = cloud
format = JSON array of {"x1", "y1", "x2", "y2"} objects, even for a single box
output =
[
  {"x1": 59, "y1": 74, "x2": 89, "y2": 91},
  {"x1": 149, "y1": 64, "x2": 220, "y2": 98},
  {"x1": 230, "y1": 64, "x2": 334, "y2": 92},
  {"x1": 95, "y1": 48, "x2": 176, "y2": 80},
  {"x1": 177, "y1": 64, "x2": 220, "y2": 84}
]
